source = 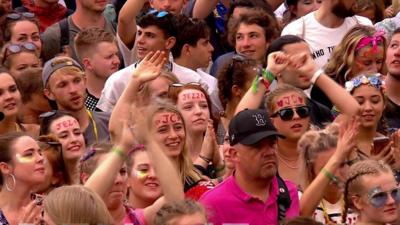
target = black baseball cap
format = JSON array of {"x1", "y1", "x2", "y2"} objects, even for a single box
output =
[{"x1": 229, "y1": 109, "x2": 285, "y2": 146}]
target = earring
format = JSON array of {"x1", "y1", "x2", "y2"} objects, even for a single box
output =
[{"x1": 5, "y1": 174, "x2": 15, "y2": 192}]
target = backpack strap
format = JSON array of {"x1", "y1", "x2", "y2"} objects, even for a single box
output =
[
  {"x1": 59, "y1": 18, "x2": 69, "y2": 53},
  {"x1": 276, "y1": 174, "x2": 292, "y2": 224}
]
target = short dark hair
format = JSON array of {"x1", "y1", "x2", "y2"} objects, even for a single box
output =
[
  {"x1": 171, "y1": 15, "x2": 210, "y2": 58},
  {"x1": 228, "y1": 0, "x2": 274, "y2": 19},
  {"x1": 267, "y1": 35, "x2": 305, "y2": 55},
  {"x1": 227, "y1": 9, "x2": 279, "y2": 47},
  {"x1": 137, "y1": 11, "x2": 178, "y2": 39}
]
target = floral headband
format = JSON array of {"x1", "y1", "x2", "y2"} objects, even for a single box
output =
[
  {"x1": 355, "y1": 30, "x2": 385, "y2": 51},
  {"x1": 345, "y1": 74, "x2": 384, "y2": 92}
]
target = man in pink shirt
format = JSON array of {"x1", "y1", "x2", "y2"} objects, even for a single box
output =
[{"x1": 200, "y1": 109, "x2": 299, "y2": 225}]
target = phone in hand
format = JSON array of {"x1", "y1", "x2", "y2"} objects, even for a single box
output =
[{"x1": 371, "y1": 136, "x2": 391, "y2": 155}]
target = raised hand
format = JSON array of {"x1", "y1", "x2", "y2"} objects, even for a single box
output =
[
  {"x1": 266, "y1": 51, "x2": 289, "y2": 75},
  {"x1": 132, "y1": 51, "x2": 166, "y2": 83},
  {"x1": 334, "y1": 116, "x2": 359, "y2": 162},
  {"x1": 290, "y1": 52, "x2": 318, "y2": 79}
]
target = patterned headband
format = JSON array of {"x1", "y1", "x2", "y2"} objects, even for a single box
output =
[{"x1": 355, "y1": 30, "x2": 385, "y2": 51}]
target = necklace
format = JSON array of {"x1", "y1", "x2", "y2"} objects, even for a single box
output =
[{"x1": 276, "y1": 152, "x2": 299, "y2": 169}]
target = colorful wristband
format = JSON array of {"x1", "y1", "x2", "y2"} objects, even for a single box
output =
[
  {"x1": 321, "y1": 168, "x2": 339, "y2": 184},
  {"x1": 251, "y1": 68, "x2": 275, "y2": 93},
  {"x1": 112, "y1": 147, "x2": 127, "y2": 160}
]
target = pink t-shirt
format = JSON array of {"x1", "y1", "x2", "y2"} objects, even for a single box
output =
[
  {"x1": 199, "y1": 176, "x2": 299, "y2": 225},
  {"x1": 123, "y1": 207, "x2": 146, "y2": 225}
]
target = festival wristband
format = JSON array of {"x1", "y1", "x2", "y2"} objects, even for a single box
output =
[
  {"x1": 199, "y1": 155, "x2": 212, "y2": 164},
  {"x1": 112, "y1": 147, "x2": 127, "y2": 160},
  {"x1": 311, "y1": 69, "x2": 323, "y2": 84},
  {"x1": 321, "y1": 168, "x2": 339, "y2": 183},
  {"x1": 251, "y1": 69, "x2": 275, "y2": 93}
]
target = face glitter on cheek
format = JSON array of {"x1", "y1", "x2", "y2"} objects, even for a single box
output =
[
  {"x1": 15, "y1": 153, "x2": 35, "y2": 163},
  {"x1": 135, "y1": 170, "x2": 149, "y2": 181}
]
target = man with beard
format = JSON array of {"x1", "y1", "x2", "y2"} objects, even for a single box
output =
[
  {"x1": 281, "y1": 0, "x2": 372, "y2": 68},
  {"x1": 384, "y1": 28, "x2": 400, "y2": 131},
  {"x1": 200, "y1": 109, "x2": 299, "y2": 225},
  {"x1": 41, "y1": 0, "x2": 118, "y2": 63},
  {"x1": 42, "y1": 56, "x2": 110, "y2": 146}
]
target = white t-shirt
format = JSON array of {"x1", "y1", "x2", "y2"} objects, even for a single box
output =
[
  {"x1": 97, "y1": 62, "x2": 222, "y2": 113},
  {"x1": 281, "y1": 12, "x2": 372, "y2": 68}
]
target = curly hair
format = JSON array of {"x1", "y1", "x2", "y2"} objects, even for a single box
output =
[
  {"x1": 217, "y1": 56, "x2": 257, "y2": 109},
  {"x1": 324, "y1": 25, "x2": 387, "y2": 86}
]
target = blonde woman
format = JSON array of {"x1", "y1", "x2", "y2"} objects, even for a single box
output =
[
  {"x1": 43, "y1": 185, "x2": 114, "y2": 225},
  {"x1": 298, "y1": 120, "x2": 359, "y2": 224},
  {"x1": 343, "y1": 160, "x2": 400, "y2": 225}
]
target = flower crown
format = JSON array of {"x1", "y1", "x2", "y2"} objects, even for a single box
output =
[{"x1": 345, "y1": 74, "x2": 385, "y2": 93}]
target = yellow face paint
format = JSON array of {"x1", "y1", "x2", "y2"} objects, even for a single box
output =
[
  {"x1": 15, "y1": 153, "x2": 35, "y2": 163},
  {"x1": 135, "y1": 170, "x2": 148, "y2": 181}
]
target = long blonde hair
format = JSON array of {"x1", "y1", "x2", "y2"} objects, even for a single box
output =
[
  {"x1": 44, "y1": 185, "x2": 115, "y2": 225},
  {"x1": 144, "y1": 99, "x2": 202, "y2": 187},
  {"x1": 324, "y1": 25, "x2": 386, "y2": 85}
]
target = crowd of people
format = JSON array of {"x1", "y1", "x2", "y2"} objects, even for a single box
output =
[{"x1": 0, "y1": 0, "x2": 400, "y2": 224}]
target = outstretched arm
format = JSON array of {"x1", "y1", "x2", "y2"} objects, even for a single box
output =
[
  {"x1": 292, "y1": 53, "x2": 360, "y2": 117},
  {"x1": 300, "y1": 118, "x2": 358, "y2": 216},
  {"x1": 193, "y1": 0, "x2": 220, "y2": 18},
  {"x1": 109, "y1": 51, "x2": 166, "y2": 143},
  {"x1": 118, "y1": 0, "x2": 147, "y2": 49},
  {"x1": 235, "y1": 52, "x2": 289, "y2": 115}
]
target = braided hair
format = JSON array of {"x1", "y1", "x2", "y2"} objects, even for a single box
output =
[{"x1": 342, "y1": 160, "x2": 392, "y2": 223}]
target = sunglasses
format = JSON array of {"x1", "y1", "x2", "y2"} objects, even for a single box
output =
[
  {"x1": 6, "y1": 12, "x2": 35, "y2": 21},
  {"x1": 168, "y1": 82, "x2": 203, "y2": 92},
  {"x1": 147, "y1": 9, "x2": 169, "y2": 18},
  {"x1": 367, "y1": 187, "x2": 400, "y2": 208},
  {"x1": 39, "y1": 110, "x2": 58, "y2": 119},
  {"x1": 270, "y1": 106, "x2": 310, "y2": 121},
  {"x1": 2, "y1": 42, "x2": 37, "y2": 63}
]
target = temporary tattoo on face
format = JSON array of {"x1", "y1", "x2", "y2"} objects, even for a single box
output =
[
  {"x1": 276, "y1": 94, "x2": 304, "y2": 108},
  {"x1": 181, "y1": 91, "x2": 205, "y2": 102},
  {"x1": 155, "y1": 113, "x2": 181, "y2": 126},
  {"x1": 54, "y1": 119, "x2": 79, "y2": 131}
]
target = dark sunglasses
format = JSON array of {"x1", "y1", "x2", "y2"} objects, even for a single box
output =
[
  {"x1": 270, "y1": 106, "x2": 310, "y2": 121},
  {"x1": 6, "y1": 12, "x2": 35, "y2": 21},
  {"x1": 367, "y1": 187, "x2": 400, "y2": 208},
  {"x1": 147, "y1": 9, "x2": 169, "y2": 18}
]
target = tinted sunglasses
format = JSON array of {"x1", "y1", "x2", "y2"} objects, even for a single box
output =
[
  {"x1": 147, "y1": 9, "x2": 169, "y2": 18},
  {"x1": 2, "y1": 42, "x2": 36, "y2": 63},
  {"x1": 6, "y1": 12, "x2": 35, "y2": 21},
  {"x1": 270, "y1": 106, "x2": 310, "y2": 121},
  {"x1": 368, "y1": 187, "x2": 400, "y2": 208}
]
